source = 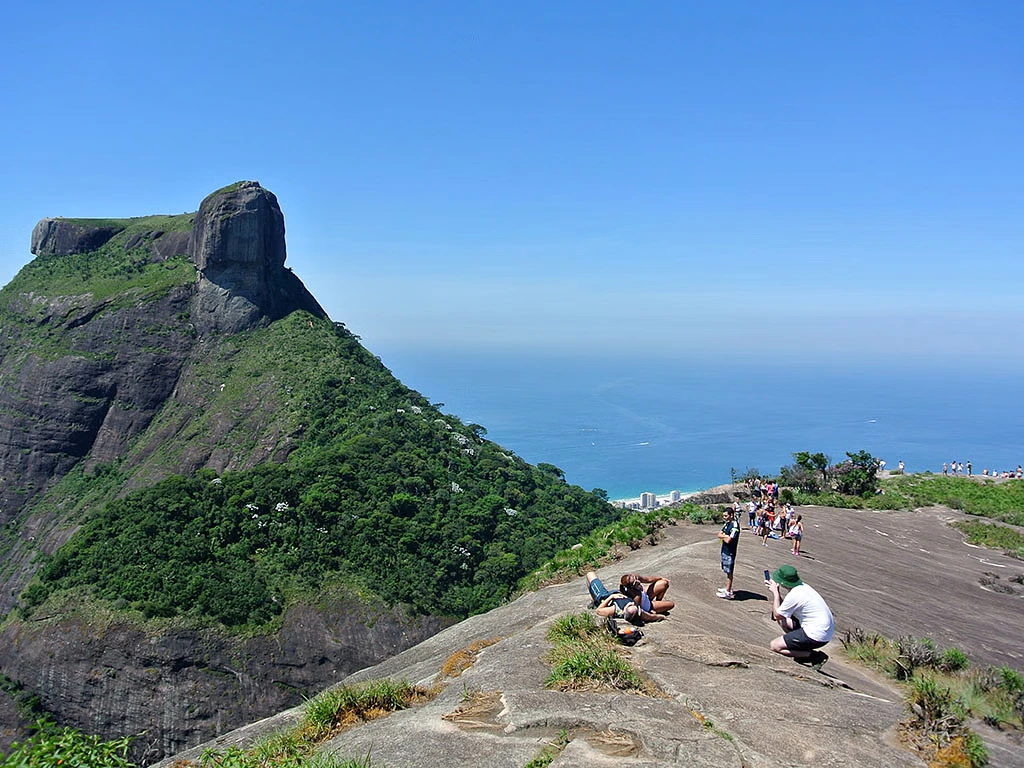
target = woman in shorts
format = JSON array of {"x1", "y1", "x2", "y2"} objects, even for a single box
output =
[{"x1": 789, "y1": 515, "x2": 804, "y2": 556}]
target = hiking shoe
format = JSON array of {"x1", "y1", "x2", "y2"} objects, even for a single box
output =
[
  {"x1": 716, "y1": 590, "x2": 735, "y2": 600},
  {"x1": 809, "y1": 651, "x2": 829, "y2": 671}
]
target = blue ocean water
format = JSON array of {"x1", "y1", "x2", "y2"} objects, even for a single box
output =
[{"x1": 377, "y1": 348, "x2": 1024, "y2": 501}]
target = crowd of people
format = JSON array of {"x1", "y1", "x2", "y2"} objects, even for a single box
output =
[
  {"x1": 586, "y1": 493, "x2": 834, "y2": 672},
  {"x1": 732, "y1": 497, "x2": 804, "y2": 555},
  {"x1": 585, "y1": 461, "x2": 1024, "y2": 671},
  {"x1": 944, "y1": 461, "x2": 1024, "y2": 479}
]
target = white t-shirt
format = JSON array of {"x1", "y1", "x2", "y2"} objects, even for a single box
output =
[{"x1": 777, "y1": 584, "x2": 834, "y2": 642}]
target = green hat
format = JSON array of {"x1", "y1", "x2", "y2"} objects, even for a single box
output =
[{"x1": 772, "y1": 565, "x2": 802, "y2": 588}]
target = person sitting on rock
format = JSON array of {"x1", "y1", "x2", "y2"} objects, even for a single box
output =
[
  {"x1": 620, "y1": 573, "x2": 675, "y2": 614},
  {"x1": 766, "y1": 564, "x2": 834, "y2": 670},
  {"x1": 586, "y1": 571, "x2": 666, "y2": 624}
]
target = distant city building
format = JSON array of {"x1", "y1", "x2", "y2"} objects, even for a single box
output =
[
  {"x1": 669, "y1": 490, "x2": 681, "y2": 502},
  {"x1": 640, "y1": 492, "x2": 656, "y2": 508}
]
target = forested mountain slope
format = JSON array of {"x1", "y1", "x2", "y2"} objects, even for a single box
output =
[{"x1": 0, "y1": 182, "x2": 618, "y2": 763}]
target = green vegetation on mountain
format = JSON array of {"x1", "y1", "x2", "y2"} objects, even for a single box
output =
[
  {"x1": 1, "y1": 214, "x2": 193, "y2": 308},
  {"x1": 881, "y1": 474, "x2": 1024, "y2": 526},
  {"x1": 953, "y1": 520, "x2": 1024, "y2": 559},
  {"x1": 0, "y1": 720, "x2": 135, "y2": 768},
  {"x1": 19, "y1": 312, "x2": 619, "y2": 628}
]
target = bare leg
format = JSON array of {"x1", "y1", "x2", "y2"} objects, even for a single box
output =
[
  {"x1": 770, "y1": 635, "x2": 811, "y2": 658},
  {"x1": 649, "y1": 578, "x2": 670, "y2": 601}
]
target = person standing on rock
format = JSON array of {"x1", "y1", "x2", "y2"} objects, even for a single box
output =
[
  {"x1": 716, "y1": 507, "x2": 740, "y2": 599},
  {"x1": 789, "y1": 515, "x2": 804, "y2": 556},
  {"x1": 766, "y1": 564, "x2": 833, "y2": 670}
]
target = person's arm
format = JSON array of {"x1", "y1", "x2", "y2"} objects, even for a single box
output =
[
  {"x1": 769, "y1": 583, "x2": 796, "y2": 630},
  {"x1": 638, "y1": 607, "x2": 667, "y2": 622},
  {"x1": 595, "y1": 596, "x2": 616, "y2": 618}
]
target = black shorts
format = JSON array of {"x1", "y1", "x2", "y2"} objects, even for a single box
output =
[{"x1": 783, "y1": 626, "x2": 828, "y2": 652}]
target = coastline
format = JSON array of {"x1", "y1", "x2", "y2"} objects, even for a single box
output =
[{"x1": 613, "y1": 482, "x2": 736, "y2": 509}]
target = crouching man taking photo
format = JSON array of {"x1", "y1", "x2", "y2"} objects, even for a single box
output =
[{"x1": 766, "y1": 564, "x2": 834, "y2": 670}]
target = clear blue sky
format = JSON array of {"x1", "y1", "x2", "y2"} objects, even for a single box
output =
[{"x1": 2, "y1": 1, "x2": 1021, "y2": 366}]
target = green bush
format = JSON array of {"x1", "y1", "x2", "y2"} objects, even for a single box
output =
[
  {"x1": 0, "y1": 720, "x2": 134, "y2": 768},
  {"x1": 940, "y1": 647, "x2": 971, "y2": 673},
  {"x1": 687, "y1": 506, "x2": 716, "y2": 524}
]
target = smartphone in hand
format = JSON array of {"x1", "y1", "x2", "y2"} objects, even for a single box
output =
[{"x1": 763, "y1": 569, "x2": 771, "y2": 584}]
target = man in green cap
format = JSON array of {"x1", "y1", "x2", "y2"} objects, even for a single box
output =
[{"x1": 766, "y1": 564, "x2": 834, "y2": 670}]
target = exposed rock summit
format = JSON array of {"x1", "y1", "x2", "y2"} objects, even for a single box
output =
[
  {"x1": 154, "y1": 504, "x2": 1024, "y2": 768},
  {"x1": 30, "y1": 218, "x2": 123, "y2": 256},
  {"x1": 190, "y1": 181, "x2": 326, "y2": 334}
]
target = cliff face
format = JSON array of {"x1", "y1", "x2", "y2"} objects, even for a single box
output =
[
  {"x1": 2, "y1": 597, "x2": 447, "y2": 765},
  {"x1": 30, "y1": 218, "x2": 123, "y2": 256}
]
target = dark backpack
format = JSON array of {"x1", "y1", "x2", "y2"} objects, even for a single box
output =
[{"x1": 606, "y1": 615, "x2": 644, "y2": 646}]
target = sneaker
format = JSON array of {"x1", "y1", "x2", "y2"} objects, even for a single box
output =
[
  {"x1": 808, "y1": 651, "x2": 829, "y2": 671},
  {"x1": 716, "y1": 587, "x2": 728, "y2": 595},
  {"x1": 716, "y1": 590, "x2": 735, "y2": 600}
]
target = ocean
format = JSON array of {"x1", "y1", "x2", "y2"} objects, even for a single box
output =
[{"x1": 374, "y1": 348, "x2": 1024, "y2": 501}]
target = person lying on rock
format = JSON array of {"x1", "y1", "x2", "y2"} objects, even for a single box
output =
[
  {"x1": 619, "y1": 572, "x2": 675, "y2": 614},
  {"x1": 586, "y1": 571, "x2": 666, "y2": 624},
  {"x1": 766, "y1": 564, "x2": 834, "y2": 670}
]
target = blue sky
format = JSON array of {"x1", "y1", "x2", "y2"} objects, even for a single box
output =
[{"x1": 2, "y1": 1, "x2": 1021, "y2": 366}]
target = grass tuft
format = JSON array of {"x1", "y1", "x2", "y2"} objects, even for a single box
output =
[{"x1": 543, "y1": 612, "x2": 658, "y2": 695}]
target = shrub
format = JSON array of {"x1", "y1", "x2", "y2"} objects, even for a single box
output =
[
  {"x1": 894, "y1": 636, "x2": 939, "y2": 680},
  {"x1": 940, "y1": 647, "x2": 971, "y2": 673},
  {"x1": 906, "y1": 675, "x2": 966, "y2": 733},
  {"x1": 841, "y1": 628, "x2": 894, "y2": 671},
  {"x1": 997, "y1": 665, "x2": 1024, "y2": 696},
  {"x1": 687, "y1": 506, "x2": 716, "y2": 524},
  {"x1": 0, "y1": 720, "x2": 134, "y2": 768}
]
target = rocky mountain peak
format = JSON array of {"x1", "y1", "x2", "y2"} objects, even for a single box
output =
[
  {"x1": 30, "y1": 218, "x2": 124, "y2": 256},
  {"x1": 189, "y1": 181, "x2": 326, "y2": 334},
  {"x1": 190, "y1": 181, "x2": 286, "y2": 274}
]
